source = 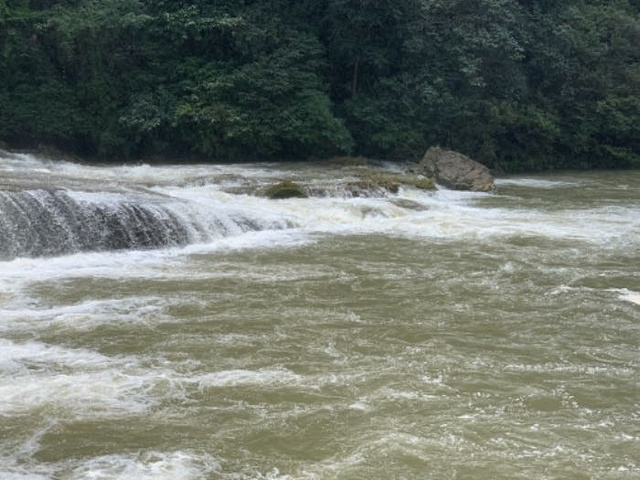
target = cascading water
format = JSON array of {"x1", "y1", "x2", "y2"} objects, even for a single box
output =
[
  {"x1": 1, "y1": 151, "x2": 639, "y2": 480},
  {"x1": 0, "y1": 154, "x2": 294, "y2": 260},
  {"x1": 0, "y1": 190, "x2": 195, "y2": 259}
]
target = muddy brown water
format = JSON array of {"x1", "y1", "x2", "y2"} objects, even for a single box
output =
[{"x1": 1, "y1": 152, "x2": 639, "y2": 479}]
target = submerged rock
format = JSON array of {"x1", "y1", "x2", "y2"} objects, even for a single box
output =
[
  {"x1": 256, "y1": 169, "x2": 436, "y2": 200},
  {"x1": 390, "y1": 199, "x2": 430, "y2": 211},
  {"x1": 344, "y1": 172, "x2": 436, "y2": 197},
  {"x1": 418, "y1": 147, "x2": 495, "y2": 191},
  {"x1": 393, "y1": 174, "x2": 436, "y2": 191},
  {"x1": 264, "y1": 180, "x2": 308, "y2": 199},
  {"x1": 346, "y1": 173, "x2": 400, "y2": 197}
]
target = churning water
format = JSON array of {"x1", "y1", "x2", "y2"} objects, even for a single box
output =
[{"x1": 0, "y1": 151, "x2": 639, "y2": 479}]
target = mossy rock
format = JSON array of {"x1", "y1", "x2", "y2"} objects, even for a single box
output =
[
  {"x1": 347, "y1": 173, "x2": 400, "y2": 196},
  {"x1": 347, "y1": 172, "x2": 436, "y2": 196},
  {"x1": 395, "y1": 175, "x2": 436, "y2": 191},
  {"x1": 264, "y1": 180, "x2": 308, "y2": 199},
  {"x1": 390, "y1": 199, "x2": 430, "y2": 211},
  {"x1": 364, "y1": 173, "x2": 401, "y2": 193}
]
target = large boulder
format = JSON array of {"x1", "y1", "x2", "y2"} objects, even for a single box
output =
[{"x1": 417, "y1": 147, "x2": 495, "y2": 191}]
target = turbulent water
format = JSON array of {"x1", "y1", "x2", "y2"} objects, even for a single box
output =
[{"x1": 1, "y1": 151, "x2": 639, "y2": 479}]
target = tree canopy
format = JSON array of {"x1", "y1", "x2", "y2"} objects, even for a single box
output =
[{"x1": 1, "y1": 0, "x2": 639, "y2": 170}]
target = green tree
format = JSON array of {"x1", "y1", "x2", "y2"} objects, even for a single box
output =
[{"x1": 0, "y1": 0, "x2": 638, "y2": 168}]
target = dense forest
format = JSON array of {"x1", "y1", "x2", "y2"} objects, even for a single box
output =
[{"x1": 1, "y1": 0, "x2": 639, "y2": 171}]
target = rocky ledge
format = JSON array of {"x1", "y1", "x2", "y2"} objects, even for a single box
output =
[{"x1": 263, "y1": 172, "x2": 436, "y2": 200}]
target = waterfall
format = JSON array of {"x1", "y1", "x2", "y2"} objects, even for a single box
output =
[{"x1": 0, "y1": 189, "x2": 290, "y2": 260}]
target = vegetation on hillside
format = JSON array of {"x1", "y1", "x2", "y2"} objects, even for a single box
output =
[{"x1": 1, "y1": 0, "x2": 639, "y2": 171}]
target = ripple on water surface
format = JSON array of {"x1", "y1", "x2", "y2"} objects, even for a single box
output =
[{"x1": 0, "y1": 159, "x2": 639, "y2": 479}]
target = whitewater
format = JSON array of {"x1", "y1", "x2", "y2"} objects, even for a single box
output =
[{"x1": 1, "y1": 151, "x2": 639, "y2": 479}]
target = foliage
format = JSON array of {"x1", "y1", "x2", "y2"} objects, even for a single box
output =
[{"x1": 0, "y1": 0, "x2": 639, "y2": 170}]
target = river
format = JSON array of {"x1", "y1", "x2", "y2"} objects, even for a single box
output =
[{"x1": 1, "y1": 151, "x2": 639, "y2": 479}]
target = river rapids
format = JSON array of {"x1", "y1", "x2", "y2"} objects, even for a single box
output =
[{"x1": 0, "y1": 151, "x2": 639, "y2": 479}]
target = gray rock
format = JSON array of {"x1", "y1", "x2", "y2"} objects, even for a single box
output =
[
  {"x1": 390, "y1": 199, "x2": 430, "y2": 211},
  {"x1": 418, "y1": 147, "x2": 495, "y2": 192}
]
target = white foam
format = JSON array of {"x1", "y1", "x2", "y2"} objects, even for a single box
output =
[
  {"x1": 0, "y1": 339, "x2": 167, "y2": 417},
  {"x1": 621, "y1": 292, "x2": 640, "y2": 305},
  {"x1": 69, "y1": 451, "x2": 220, "y2": 480},
  {"x1": 0, "y1": 368, "x2": 156, "y2": 417},
  {"x1": 0, "y1": 339, "x2": 119, "y2": 374},
  {"x1": 0, "y1": 450, "x2": 222, "y2": 480},
  {"x1": 64, "y1": 190, "x2": 136, "y2": 204},
  {"x1": 0, "y1": 150, "x2": 283, "y2": 189},
  {"x1": 496, "y1": 178, "x2": 582, "y2": 188},
  {"x1": 0, "y1": 297, "x2": 167, "y2": 333},
  {"x1": 551, "y1": 286, "x2": 640, "y2": 307},
  {"x1": 193, "y1": 368, "x2": 302, "y2": 388},
  {"x1": 0, "y1": 229, "x2": 310, "y2": 300},
  {"x1": 0, "y1": 473, "x2": 50, "y2": 480}
]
